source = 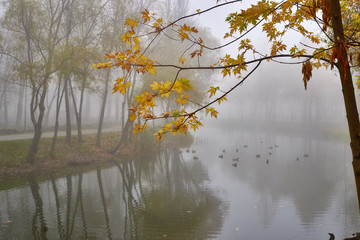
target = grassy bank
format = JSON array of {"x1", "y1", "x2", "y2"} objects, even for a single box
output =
[
  {"x1": 0, "y1": 130, "x2": 193, "y2": 181},
  {"x1": 0, "y1": 132, "x2": 130, "y2": 180}
]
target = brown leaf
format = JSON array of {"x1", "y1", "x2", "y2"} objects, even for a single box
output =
[{"x1": 302, "y1": 60, "x2": 313, "y2": 90}]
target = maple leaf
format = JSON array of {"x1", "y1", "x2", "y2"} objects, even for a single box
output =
[
  {"x1": 129, "y1": 112, "x2": 137, "y2": 122},
  {"x1": 301, "y1": 60, "x2": 312, "y2": 90},
  {"x1": 155, "y1": 131, "x2": 163, "y2": 141},
  {"x1": 179, "y1": 57, "x2": 185, "y2": 64},
  {"x1": 208, "y1": 86, "x2": 220, "y2": 98},
  {"x1": 205, "y1": 107, "x2": 219, "y2": 118},
  {"x1": 125, "y1": 18, "x2": 138, "y2": 29},
  {"x1": 141, "y1": 9, "x2": 151, "y2": 23},
  {"x1": 176, "y1": 94, "x2": 189, "y2": 105}
]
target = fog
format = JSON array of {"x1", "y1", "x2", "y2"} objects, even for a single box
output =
[
  {"x1": 2, "y1": 1, "x2": 360, "y2": 239},
  {"x1": 0, "y1": 0, "x2": 354, "y2": 134}
]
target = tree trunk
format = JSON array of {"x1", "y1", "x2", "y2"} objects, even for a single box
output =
[
  {"x1": 96, "y1": 70, "x2": 111, "y2": 146},
  {"x1": 16, "y1": 84, "x2": 24, "y2": 130},
  {"x1": 64, "y1": 76, "x2": 71, "y2": 143},
  {"x1": 108, "y1": 119, "x2": 133, "y2": 154},
  {"x1": 50, "y1": 78, "x2": 65, "y2": 158},
  {"x1": 44, "y1": 88, "x2": 57, "y2": 129},
  {"x1": 27, "y1": 83, "x2": 47, "y2": 164},
  {"x1": 3, "y1": 88, "x2": 8, "y2": 128},
  {"x1": 69, "y1": 78, "x2": 83, "y2": 143},
  {"x1": 331, "y1": 0, "x2": 360, "y2": 206}
]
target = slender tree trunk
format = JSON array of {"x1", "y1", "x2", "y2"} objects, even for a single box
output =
[
  {"x1": 3, "y1": 88, "x2": 8, "y2": 128},
  {"x1": 50, "y1": 77, "x2": 65, "y2": 158},
  {"x1": 44, "y1": 88, "x2": 57, "y2": 129},
  {"x1": 115, "y1": 94, "x2": 121, "y2": 123},
  {"x1": 108, "y1": 118, "x2": 133, "y2": 154},
  {"x1": 24, "y1": 86, "x2": 28, "y2": 131},
  {"x1": 121, "y1": 93, "x2": 126, "y2": 130},
  {"x1": 27, "y1": 83, "x2": 47, "y2": 164},
  {"x1": 331, "y1": 0, "x2": 360, "y2": 206},
  {"x1": 97, "y1": 70, "x2": 111, "y2": 146},
  {"x1": 84, "y1": 91, "x2": 91, "y2": 122},
  {"x1": 69, "y1": 78, "x2": 83, "y2": 143},
  {"x1": 64, "y1": 76, "x2": 71, "y2": 143},
  {"x1": 16, "y1": 84, "x2": 24, "y2": 129}
]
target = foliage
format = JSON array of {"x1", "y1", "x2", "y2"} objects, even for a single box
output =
[{"x1": 94, "y1": 0, "x2": 360, "y2": 140}]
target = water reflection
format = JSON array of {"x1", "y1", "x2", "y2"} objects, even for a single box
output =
[
  {"x1": 0, "y1": 146, "x2": 225, "y2": 240},
  {"x1": 195, "y1": 124, "x2": 360, "y2": 239},
  {"x1": 28, "y1": 174, "x2": 48, "y2": 240},
  {"x1": 2, "y1": 124, "x2": 360, "y2": 239}
]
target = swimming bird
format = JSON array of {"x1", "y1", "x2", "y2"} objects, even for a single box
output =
[
  {"x1": 218, "y1": 154, "x2": 224, "y2": 159},
  {"x1": 266, "y1": 159, "x2": 269, "y2": 164},
  {"x1": 233, "y1": 157, "x2": 239, "y2": 162},
  {"x1": 193, "y1": 156, "x2": 198, "y2": 160},
  {"x1": 256, "y1": 154, "x2": 260, "y2": 158},
  {"x1": 304, "y1": 154, "x2": 309, "y2": 158},
  {"x1": 232, "y1": 163, "x2": 237, "y2": 167}
]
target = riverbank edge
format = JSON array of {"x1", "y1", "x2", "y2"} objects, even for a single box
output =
[
  {"x1": 0, "y1": 132, "x2": 127, "y2": 181},
  {"x1": 0, "y1": 130, "x2": 193, "y2": 184}
]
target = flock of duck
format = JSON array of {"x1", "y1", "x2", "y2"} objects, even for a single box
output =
[{"x1": 183, "y1": 143, "x2": 309, "y2": 168}]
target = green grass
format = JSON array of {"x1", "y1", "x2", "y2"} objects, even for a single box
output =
[
  {"x1": 0, "y1": 139, "x2": 32, "y2": 167},
  {"x1": 0, "y1": 132, "x2": 122, "y2": 168}
]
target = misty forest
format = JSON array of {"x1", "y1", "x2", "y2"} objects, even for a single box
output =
[{"x1": 1, "y1": 0, "x2": 360, "y2": 239}]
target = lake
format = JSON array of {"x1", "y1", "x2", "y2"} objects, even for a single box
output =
[{"x1": 1, "y1": 122, "x2": 360, "y2": 240}]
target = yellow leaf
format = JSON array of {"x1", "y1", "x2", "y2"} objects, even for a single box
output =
[
  {"x1": 163, "y1": 123, "x2": 172, "y2": 131},
  {"x1": 129, "y1": 112, "x2": 137, "y2": 122},
  {"x1": 147, "y1": 66, "x2": 156, "y2": 75},
  {"x1": 125, "y1": 18, "x2": 138, "y2": 29},
  {"x1": 141, "y1": 9, "x2": 151, "y2": 23},
  {"x1": 179, "y1": 57, "x2": 185, "y2": 64},
  {"x1": 208, "y1": 86, "x2": 219, "y2": 98},
  {"x1": 132, "y1": 44, "x2": 141, "y2": 51},
  {"x1": 205, "y1": 107, "x2": 219, "y2": 118}
]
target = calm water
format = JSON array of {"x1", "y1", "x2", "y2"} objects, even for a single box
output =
[{"x1": 1, "y1": 123, "x2": 360, "y2": 240}]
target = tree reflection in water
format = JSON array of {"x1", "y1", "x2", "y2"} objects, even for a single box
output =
[
  {"x1": 112, "y1": 146, "x2": 226, "y2": 239},
  {"x1": 28, "y1": 174, "x2": 48, "y2": 240},
  {"x1": 1, "y1": 146, "x2": 225, "y2": 240}
]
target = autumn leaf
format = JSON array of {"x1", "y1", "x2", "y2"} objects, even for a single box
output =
[
  {"x1": 205, "y1": 107, "x2": 219, "y2": 118},
  {"x1": 301, "y1": 60, "x2": 312, "y2": 90},
  {"x1": 125, "y1": 18, "x2": 138, "y2": 29},
  {"x1": 208, "y1": 86, "x2": 220, "y2": 98},
  {"x1": 179, "y1": 57, "x2": 185, "y2": 64},
  {"x1": 129, "y1": 112, "x2": 137, "y2": 122},
  {"x1": 141, "y1": 9, "x2": 151, "y2": 23}
]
